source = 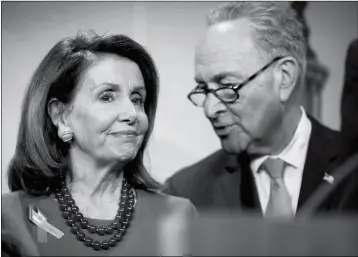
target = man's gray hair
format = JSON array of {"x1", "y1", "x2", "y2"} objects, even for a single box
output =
[{"x1": 207, "y1": 2, "x2": 307, "y2": 84}]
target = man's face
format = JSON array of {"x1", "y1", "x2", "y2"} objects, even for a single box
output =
[{"x1": 194, "y1": 19, "x2": 284, "y2": 155}]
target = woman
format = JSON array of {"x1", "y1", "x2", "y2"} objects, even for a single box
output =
[{"x1": 2, "y1": 32, "x2": 196, "y2": 256}]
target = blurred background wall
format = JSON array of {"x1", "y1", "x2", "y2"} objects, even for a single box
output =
[{"x1": 2, "y1": 1, "x2": 358, "y2": 193}]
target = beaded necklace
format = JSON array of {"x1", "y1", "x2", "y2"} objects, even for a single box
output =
[{"x1": 52, "y1": 177, "x2": 136, "y2": 251}]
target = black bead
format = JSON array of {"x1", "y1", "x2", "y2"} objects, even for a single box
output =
[
  {"x1": 88, "y1": 225, "x2": 97, "y2": 234},
  {"x1": 121, "y1": 220, "x2": 129, "y2": 229},
  {"x1": 105, "y1": 225, "x2": 114, "y2": 234},
  {"x1": 63, "y1": 210, "x2": 71, "y2": 219},
  {"x1": 69, "y1": 213, "x2": 76, "y2": 220},
  {"x1": 58, "y1": 197, "x2": 65, "y2": 204},
  {"x1": 97, "y1": 226, "x2": 106, "y2": 236},
  {"x1": 71, "y1": 206, "x2": 79, "y2": 213},
  {"x1": 75, "y1": 212, "x2": 83, "y2": 221},
  {"x1": 119, "y1": 202, "x2": 126, "y2": 209},
  {"x1": 92, "y1": 241, "x2": 101, "y2": 251},
  {"x1": 100, "y1": 240, "x2": 109, "y2": 250},
  {"x1": 121, "y1": 188, "x2": 128, "y2": 195},
  {"x1": 76, "y1": 231, "x2": 86, "y2": 241},
  {"x1": 112, "y1": 220, "x2": 120, "y2": 229},
  {"x1": 67, "y1": 199, "x2": 75, "y2": 207},
  {"x1": 114, "y1": 233, "x2": 123, "y2": 242},
  {"x1": 118, "y1": 227, "x2": 126, "y2": 235},
  {"x1": 120, "y1": 194, "x2": 128, "y2": 200},
  {"x1": 71, "y1": 225, "x2": 79, "y2": 234},
  {"x1": 62, "y1": 187, "x2": 69, "y2": 194},
  {"x1": 67, "y1": 218, "x2": 75, "y2": 226},
  {"x1": 125, "y1": 213, "x2": 132, "y2": 219},
  {"x1": 127, "y1": 199, "x2": 135, "y2": 205},
  {"x1": 55, "y1": 192, "x2": 63, "y2": 199},
  {"x1": 60, "y1": 203, "x2": 68, "y2": 211},
  {"x1": 109, "y1": 238, "x2": 117, "y2": 247},
  {"x1": 80, "y1": 220, "x2": 89, "y2": 229},
  {"x1": 84, "y1": 237, "x2": 93, "y2": 247},
  {"x1": 63, "y1": 193, "x2": 71, "y2": 200}
]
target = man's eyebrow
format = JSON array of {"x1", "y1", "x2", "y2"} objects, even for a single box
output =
[
  {"x1": 212, "y1": 72, "x2": 242, "y2": 81},
  {"x1": 195, "y1": 72, "x2": 242, "y2": 84}
]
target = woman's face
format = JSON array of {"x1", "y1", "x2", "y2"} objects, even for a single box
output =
[{"x1": 67, "y1": 53, "x2": 149, "y2": 165}]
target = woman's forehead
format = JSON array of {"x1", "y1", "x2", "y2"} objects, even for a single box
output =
[{"x1": 80, "y1": 54, "x2": 145, "y2": 90}]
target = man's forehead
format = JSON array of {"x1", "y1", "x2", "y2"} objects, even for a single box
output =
[{"x1": 196, "y1": 20, "x2": 255, "y2": 57}]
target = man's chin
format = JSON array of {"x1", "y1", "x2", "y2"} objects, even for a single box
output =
[{"x1": 220, "y1": 139, "x2": 245, "y2": 155}]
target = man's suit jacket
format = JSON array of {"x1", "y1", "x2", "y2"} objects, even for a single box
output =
[
  {"x1": 163, "y1": 117, "x2": 357, "y2": 215},
  {"x1": 340, "y1": 38, "x2": 358, "y2": 159}
]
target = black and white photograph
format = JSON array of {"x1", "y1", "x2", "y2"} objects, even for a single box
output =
[{"x1": 2, "y1": 1, "x2": 358, "y2": 256}]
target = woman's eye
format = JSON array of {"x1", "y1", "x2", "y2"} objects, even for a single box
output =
[
  {"x1": 131, "y1": 96, "x2": 144, "y2": 106},
  {"x1": 99, "y1": 91, "x2": 114, "y2": 102}
]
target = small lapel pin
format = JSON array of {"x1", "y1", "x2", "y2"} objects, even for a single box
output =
[
  {"x1": 28, "y1": 205, "x2": 64, "y2": 240},
  {"x1": 323, "y1": 173, "x2": 334, "y2": 184}
]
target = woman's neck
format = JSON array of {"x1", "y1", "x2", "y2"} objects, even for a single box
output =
[{"x1": 67, "y1": 147, "x2": 124, "y2": 199}]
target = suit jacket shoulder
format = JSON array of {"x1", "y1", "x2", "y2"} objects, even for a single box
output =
[
  {"x1": 307, "y1": 116, "x2": 340, "y2": 162},
  {"x1": 163, "y1": 150, "x2": 230, "y2": 197}
]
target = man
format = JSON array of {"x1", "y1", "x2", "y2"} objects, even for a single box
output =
[{"x1": 163, "y1": 2, "x2": 354, "y2": 218}]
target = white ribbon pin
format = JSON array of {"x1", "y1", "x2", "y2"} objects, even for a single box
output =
[
  {"x1": 28, "y1": 205, "x2": 64, "y2": 240},
  {"x1": 323, "y1": 173, "x2": 334, "y2": 184}
]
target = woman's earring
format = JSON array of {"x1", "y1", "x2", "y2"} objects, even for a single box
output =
[{"x1": 59, "y1": 127, "x2": 73, "y2": 142}]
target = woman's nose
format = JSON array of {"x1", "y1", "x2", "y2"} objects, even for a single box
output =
[{"x1": 117, "y1": 100, "x2": 138, "y2": 125}]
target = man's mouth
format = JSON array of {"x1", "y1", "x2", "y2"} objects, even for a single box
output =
[{"x1": 213, "y1": 124, "x2": 234, "y2": 136}]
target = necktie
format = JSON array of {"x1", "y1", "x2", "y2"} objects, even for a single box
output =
[{"x1": 263, "y1": 158, "x2": 294, "y2": 219}]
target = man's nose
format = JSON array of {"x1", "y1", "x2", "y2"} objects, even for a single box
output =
[{"x1": 203, "y1": 93, "x2": 226, "y2": 119}]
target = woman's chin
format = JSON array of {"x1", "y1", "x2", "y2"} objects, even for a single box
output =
[{"x1": 114, "y1": 149, "x2": 139, "y2": 162}]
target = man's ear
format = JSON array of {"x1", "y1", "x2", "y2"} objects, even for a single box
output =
[
  {"x1": 47, "y1": 98, "x2": 68, "y2": 128},
  {"x1": 273, "y1": 56, "x2": 300, "y2": 103}
]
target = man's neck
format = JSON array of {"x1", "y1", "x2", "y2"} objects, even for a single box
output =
[
  {"x1": 272, "y1": 105, "x2": 302, "y2": 155},
  {"x1": 250, "y1": 105, "x2": 303, "y2": 158}
]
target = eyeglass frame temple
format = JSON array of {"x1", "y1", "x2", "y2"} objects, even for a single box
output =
[
  {"x1": 232, "y1": 56, "x2": 285, "y2": 93},
  {"x1": 188, "y1": 56, "x2": 285, "y2": 105}
]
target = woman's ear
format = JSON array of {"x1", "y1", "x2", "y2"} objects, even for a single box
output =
[
  {"x1": 48, "y1": 99, "x2": 74, "y2": 142},
  {"x1": 274, "y1": 56, "x2": 300, "y2": 103},
  {"x1": 47, "y1": 98, "x2": 67, "y2": 128}
]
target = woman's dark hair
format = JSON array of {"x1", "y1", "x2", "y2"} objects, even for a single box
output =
[{"x1": 8, "y1": 32, "x2": 162, "y2": 195}]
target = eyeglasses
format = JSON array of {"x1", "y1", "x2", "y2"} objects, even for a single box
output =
[{"x1": 188, "y1": 56, "x2": 285, "y2": 107}]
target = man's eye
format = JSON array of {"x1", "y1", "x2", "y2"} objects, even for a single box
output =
[
  {"x1": 220, "y1": 83, "x2": 238, "y2": 88},
  {"x1": 195, "y1": 83, "x2": 207, "y2": 91},
  {"x1": 99, "y1": 91, "x2": 114, "y2": 102}
]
